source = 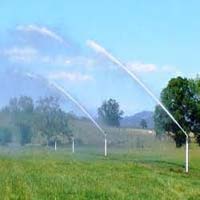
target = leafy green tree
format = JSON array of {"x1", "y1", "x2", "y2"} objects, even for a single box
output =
[
  {"x1": 154, "y1": 105, "x2": 168, "y2": 139},
  {"x1": 18, "y1": 96, "x2": 34, "y2": 113},
  {"x1": 98, "y1": 98, "x2": 124, "y2": 127},
  {"x1": 140, "y1": 119, "x2": 147, "y2": 129},
  {"x1": 13, "y1": 96, "x2": 34, "y2": 145},
  {"x1": 18, "y1": 124, "x2": 32, "y2": 145},
  {"x1": 0, "y1": 96, "x2": 35, "y2": 145},
  {"x1": 154, "y1": 77, "x2": 200, "y2": 147},
  {"x1": 8, "y1": 97, "x2": 19, "y2": 113},
  {"x1": 191, "y1": 76, "x2": 200, "y2": 145},
  {"x1": 0, "y1": 127, "x2": 12, "y2": 145},
  {"x1": 36, "y1": 96, "x2": 70, "y2": 146},
  {"x1": 0, "y1": 95, "x2": 71, "y2": 146}
]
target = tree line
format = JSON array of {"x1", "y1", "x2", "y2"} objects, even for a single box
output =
[
  {"x1": 1, "y1": 75, "x2": 199, "y2": 148},
  {"x1": 0, "y1": 96, "x2": 71, "y2": 146}
]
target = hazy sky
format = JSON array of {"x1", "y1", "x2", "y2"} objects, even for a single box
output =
[{"x1": 0, "y1": 0, "x2": 199, "y2": 115}]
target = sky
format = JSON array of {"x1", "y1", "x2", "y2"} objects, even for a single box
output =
[{"x1": 0, "y1": 0, "x2": 200, "y2": 116}]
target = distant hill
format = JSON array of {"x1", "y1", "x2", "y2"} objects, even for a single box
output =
[{"x1": 120, "y1": 111, "x2": 154, "y2": 129}]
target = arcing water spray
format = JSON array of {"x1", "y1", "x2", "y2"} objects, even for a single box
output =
[
  {"x1": 26, "y1": 72, "x2": 108, "y2": 156},
  {"x1": 87, "y1": 40, "x2": 189, "y2": 172}
]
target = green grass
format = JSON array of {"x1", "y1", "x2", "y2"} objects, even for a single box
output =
[{"x1": 0, "y1": 146, "x2": 200, "y2": 200}]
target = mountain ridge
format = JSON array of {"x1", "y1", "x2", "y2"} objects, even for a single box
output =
[{"x1": 120, "y1": 111, "x2": 154, "y2": 129}]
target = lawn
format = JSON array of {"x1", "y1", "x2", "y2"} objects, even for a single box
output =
[{"x1": 0, "y1": 145, "x2": 199, "y2": 200}]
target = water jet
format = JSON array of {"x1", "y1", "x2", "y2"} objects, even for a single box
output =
[
  {"x1": 87, "y1": 40, "x2": 189, "y2": 172},
  {"x1": 26, "y1": 73, "x2": 108, "y2": 156}
]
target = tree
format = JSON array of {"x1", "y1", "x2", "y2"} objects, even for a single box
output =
[
  {"x1": 140, "y1": 119, "x2": 147, "y2": 129},
  {"x1": 0, "y1": 127, "x2": 12, "y2": 145},
  {"x1": 154, "y1": 105, "x2": 169, "y2": 139},
  {"x1": 16, "y1": 97, "x2": 34, "y2": 145},
  {"x1": 8, "y1": 97, "x2": 19, "y2": 113},
  {"x1": 191, "y1": 76, "x2": 200, "y2": 145},
  {"x1": 0, "y1": 96, "x2": 71, "y2": 146},
  {"x1": 18, "y1": 96, "x2": 34, "y2": 113},
  {"x1": 36, "y1": 96, "x2": 70, "y2": 146},
  {"x1": 98, "y1": 98, "x2": 124, "y2": 127},
  {"x1": 7, "y1": 96, "x2": 34, "y2": 145},
  {"x1": 154, "y1": 77, "x2": 200, "y2": 147},
  {"x1": 18, "y1": 124, "x2": 32, "y2": 145}
]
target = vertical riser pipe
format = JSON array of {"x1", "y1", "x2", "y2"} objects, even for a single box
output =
[
  {"x1": 72, "y1": 138, "x2": 75, "y2": 153},
  {"x1": 186, "y1": 138, "x2": 189, "y2": 173},
  {"x1": 104, "y1": 138, "x2": 107, "y2": 157},
  {"x1": 55, "y1": 141, "x2": 57, "y2": 151}
]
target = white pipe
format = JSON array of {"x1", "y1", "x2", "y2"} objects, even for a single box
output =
[
  {"x1": 25, "y1": 72, "x2": 107, "y2": 157},
  {"x1": 104, "y1": 135, "x2": 107, "y2": 157},
  {"x1": 51, "y1": 82, "x2": 106, "y2": 137},
  {"x1": 87, "y1": 40, "x2": 188, "y2": 137},
  {"x1": 186, "y1": 137, "x2": 189, "y2": 173},
  {"x1": 72, "y1": 137, "x2": 75, "y2": 153},
  {"x1": 55, "y1": 140, "x2": 57, "y2": 151},
  {"x1": 87, "y1": 40, "x2": 189, "y2": 172}
]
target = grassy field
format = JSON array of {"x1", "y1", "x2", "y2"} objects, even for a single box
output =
[{"x1": 0, "y1": 145, "x2": 200, "y2": 200}]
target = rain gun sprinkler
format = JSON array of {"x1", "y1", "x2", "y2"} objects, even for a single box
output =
[
  {"x1": 26, "y1": 73, "x2": 108, "y2": 157},
  {"x1": 87, "y1": 40, "x2": 189, "y2": 173},
  {"x1": 50, "y1": 81, "x2": 108, "y2": 157}
]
